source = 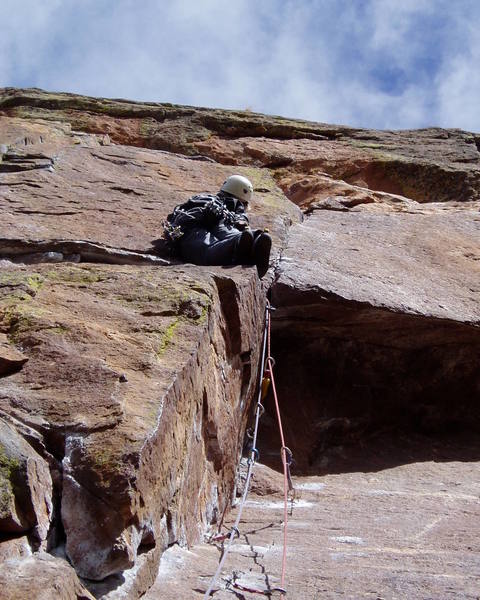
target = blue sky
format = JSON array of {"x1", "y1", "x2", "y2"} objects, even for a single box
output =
[{"x1": 1, "y1": 0, "x2": 479, "y2": 131}]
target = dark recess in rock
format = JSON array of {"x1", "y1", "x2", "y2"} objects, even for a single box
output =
[
  {"x1": 1, "y1": 87, "x2": 480, "y2": 599},
  {"x1": 258, "y1": 304, "x2": 480, "y2": 474}
]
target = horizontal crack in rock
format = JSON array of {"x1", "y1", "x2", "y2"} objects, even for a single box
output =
[
  {"x1": 13, "y1": 210, "x2": 79, "y2": 216},
  {"x1": 0, "y1": 239, "x2": 170, "y2": 266}
]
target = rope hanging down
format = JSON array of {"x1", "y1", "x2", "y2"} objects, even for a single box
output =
[
  {"x1": 202, "y1": 301, "x2": 293, "y2": 599},
  {"x1": 265, "y1": 306, "x2": 293, "y2": 598}
]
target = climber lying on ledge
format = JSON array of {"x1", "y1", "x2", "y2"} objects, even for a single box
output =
[{"x1": 163, "y1": 175, "x2": 272, "y2": 278}]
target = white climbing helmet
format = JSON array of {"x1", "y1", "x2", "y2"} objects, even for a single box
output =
[{"x1": 220, "y1": 175, "x2": 253, "y2": 204}]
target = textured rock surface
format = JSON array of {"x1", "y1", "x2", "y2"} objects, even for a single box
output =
[
  {"x1": 1, "y1": 88, "x2": 479, "y2": 599},
  {"x1": 264, "y1": 199, "x2": 479, "y2": 474},
  {"x1": 147, "y1": 459, "x2": 480, "y2": 599},
  {"x1": 274, "y1": 210, "x2": 480, "y2": 323},
  {"x1": 0, "y1": 552, "x2": 95, "y2": 600},
  {"x1": 0, "y1": 332, "x2": 28, "y2": 375},
  {"x1": 0, "y1": 534, "x2": 31, "y2": 561},
  {"x1": 0, "y1": 91, "x2": 301, "y2": 597},
  {"x1": 0, "y1": 116, "x2": 298, "y2": 256},
  {"x1": 0, "y1": 417, "x2": 52, "y2": 542},
  {"x1": 0, "y1": 257, "x2": 268, "y2": 586}
]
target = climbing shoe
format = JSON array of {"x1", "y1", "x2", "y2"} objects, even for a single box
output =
[
  {"x1": 236, "y1": 229, "x2": 254, "y2": 264},
  {"x1": 253, "y1": 232, "x2": 272, "y2": 278}
]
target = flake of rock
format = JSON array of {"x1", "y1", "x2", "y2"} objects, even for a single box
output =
[
  {"x1": 273, "y1": 210, "x2": 480, "y2": 324},
  {"x1": 0, "y1": 418, "x2": 53, "y2": 542},
  {"x1": 0, "y1": 535, "x2": 31, "y2": 561},
  {"x1": 0, "y1": 552, "x2": 95, "y2": 600},
  {"x1": 0, "y1": 260, "x2": 267, "y2": 586},
  {"x1": 0, "y1": 333, "x2": 28, "y2": 376},
  {"x1": 266, "y1": 208, "x2": 480, "y2": 474}
]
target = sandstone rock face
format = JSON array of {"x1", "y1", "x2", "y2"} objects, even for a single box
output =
[
  {"x1": 0, "y1": 251, "x2": 269, "y2": 587},
  {"x1": 0, "y1": 332, "x2": 28, "y2": 375},
  {"x1": 265, "y1": 179, "x2": 479, "y2": 475},
  {"x1": 0, "y1": 552, "x2": 95, "y2": 600},
  {"x1": 1, "y1": 88, "x2": 479, "y2": 599},
  {"x1": 274, "y1": 210, "x2": 480, "y2": 322},
  {"x1": 0, "y1": 534, "x2": 31, "y2": 562},
  {"x1": 0, "y1": 92, "x2": 301, "y2": 596},
  {"x1": 0, "y1": 115, "x2": 297, "y2": 256},
  {"x1": 146, "y1": 460, "x2": 480, "y2": 599},
  {"x1": 0, "y1": 417, "x2": 52, "y2": 542}
]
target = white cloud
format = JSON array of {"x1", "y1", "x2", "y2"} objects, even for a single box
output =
[
  {"x1": 0, "y1": 1, "x2": 63, "y2": 83},
  {"x1": 436, "y1": 15, "x2": 480, "y2": 131},
  {"x1": 1, "y1": 0, "x2": 480, "y2": 131}
]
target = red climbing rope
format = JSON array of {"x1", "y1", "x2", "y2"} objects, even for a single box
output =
[
  {"x1": 266, "y1": 303, "x2": 291, "y2": 599},
  {"x1": 202, "y1": 301, "x2": 293, "y2": 599},
  {"x1": 202, "y1": 304, "x2": 270, "y2": 599}
]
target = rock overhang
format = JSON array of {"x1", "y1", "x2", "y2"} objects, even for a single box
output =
[
  {"x1": 1, "y1": 87, "x2": 480, "y2": 598},
  {"x1": 274, "y1": 209, "x2": 480, "y2": 324},
  {"x1": 264, "y1": 207, "x2": 480, "y2": 474}
]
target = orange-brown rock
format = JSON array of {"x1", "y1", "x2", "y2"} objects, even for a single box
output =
[
  {"x1": 0, "y1": 552, "x2": 95, "y2": 600},
  {"x1": 1, "y1": 88, "x2": 479, "y2": 599},
  {"x1": 0, "y1": 91, "x2": 302, "y2": 597},
  {"x1": 0, "y1": 332, "x2": 28, "y2": 375},
  {"x1": 3, "y1": 88, "x2": 480, "y2": 207},
  {"x1": 0, "y1": 115, "x2": 297, "y2": 255},
  {"x1": 0, "y1": 417, "x2": 52, "y2": 542},
  {"x1": 0, "y1": 256, "x2": 270, "y2": 587},
  {"x1": 146, "y1": 458, "x2": 480, "y2": 599}
]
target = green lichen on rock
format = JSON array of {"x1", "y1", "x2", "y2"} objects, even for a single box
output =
[
  {"x1": 153, "y1": 290, "x2": 211, "y2": 358},
  {"x1": 0, "y1": 302, "x2": 46, "y2": 342},
  {"x1": 115, "y1": 276, "x2": 212, "y2": 323},
  {"x1": 86, "y1": 445, "x2": 131, "y2": 494},
  {"x1": 0, "y1": 273, "x2": 45, "y2": 342},
  {"x1": 25, "y1": 274, "x2": 44, "y2": 293},
  {"x1": 139, "y1": 118, "x2": 158, "y2": 138},
  {"x1": 0, "y1": 272, "x2": 44, "y2": 300},
  {"x1": 43, "y1": 325, "x2": 69, "y2": 335},
  {"x1": 92, "y1": 449, "x2": 111, "y2": 468},
  {"x1": 156, "y1": 319, "x2": 179, "y2": 357},
  {"x1": 0, "y1": 446, "x2": 20, "y2": 518},
  {"x1": 241, "y1": 166, "x2": 285, "y2": 206},
  {"x1": 0, "y1": 271, "x2": 46, "y2": 341},
  {"x1": 46, "y1": 266, "x2": 103, "y2": 285},
  {"x1": 197, "y1": 300, "x2": 210, "y2": 324}
]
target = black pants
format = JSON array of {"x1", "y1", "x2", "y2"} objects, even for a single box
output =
[{"x1": 179, "y1": 221, "x2": 245, "y2": 266}]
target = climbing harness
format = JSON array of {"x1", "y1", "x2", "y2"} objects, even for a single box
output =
[{"x1": 202, "y1": 301, "x2": 293, "y2": 599}]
